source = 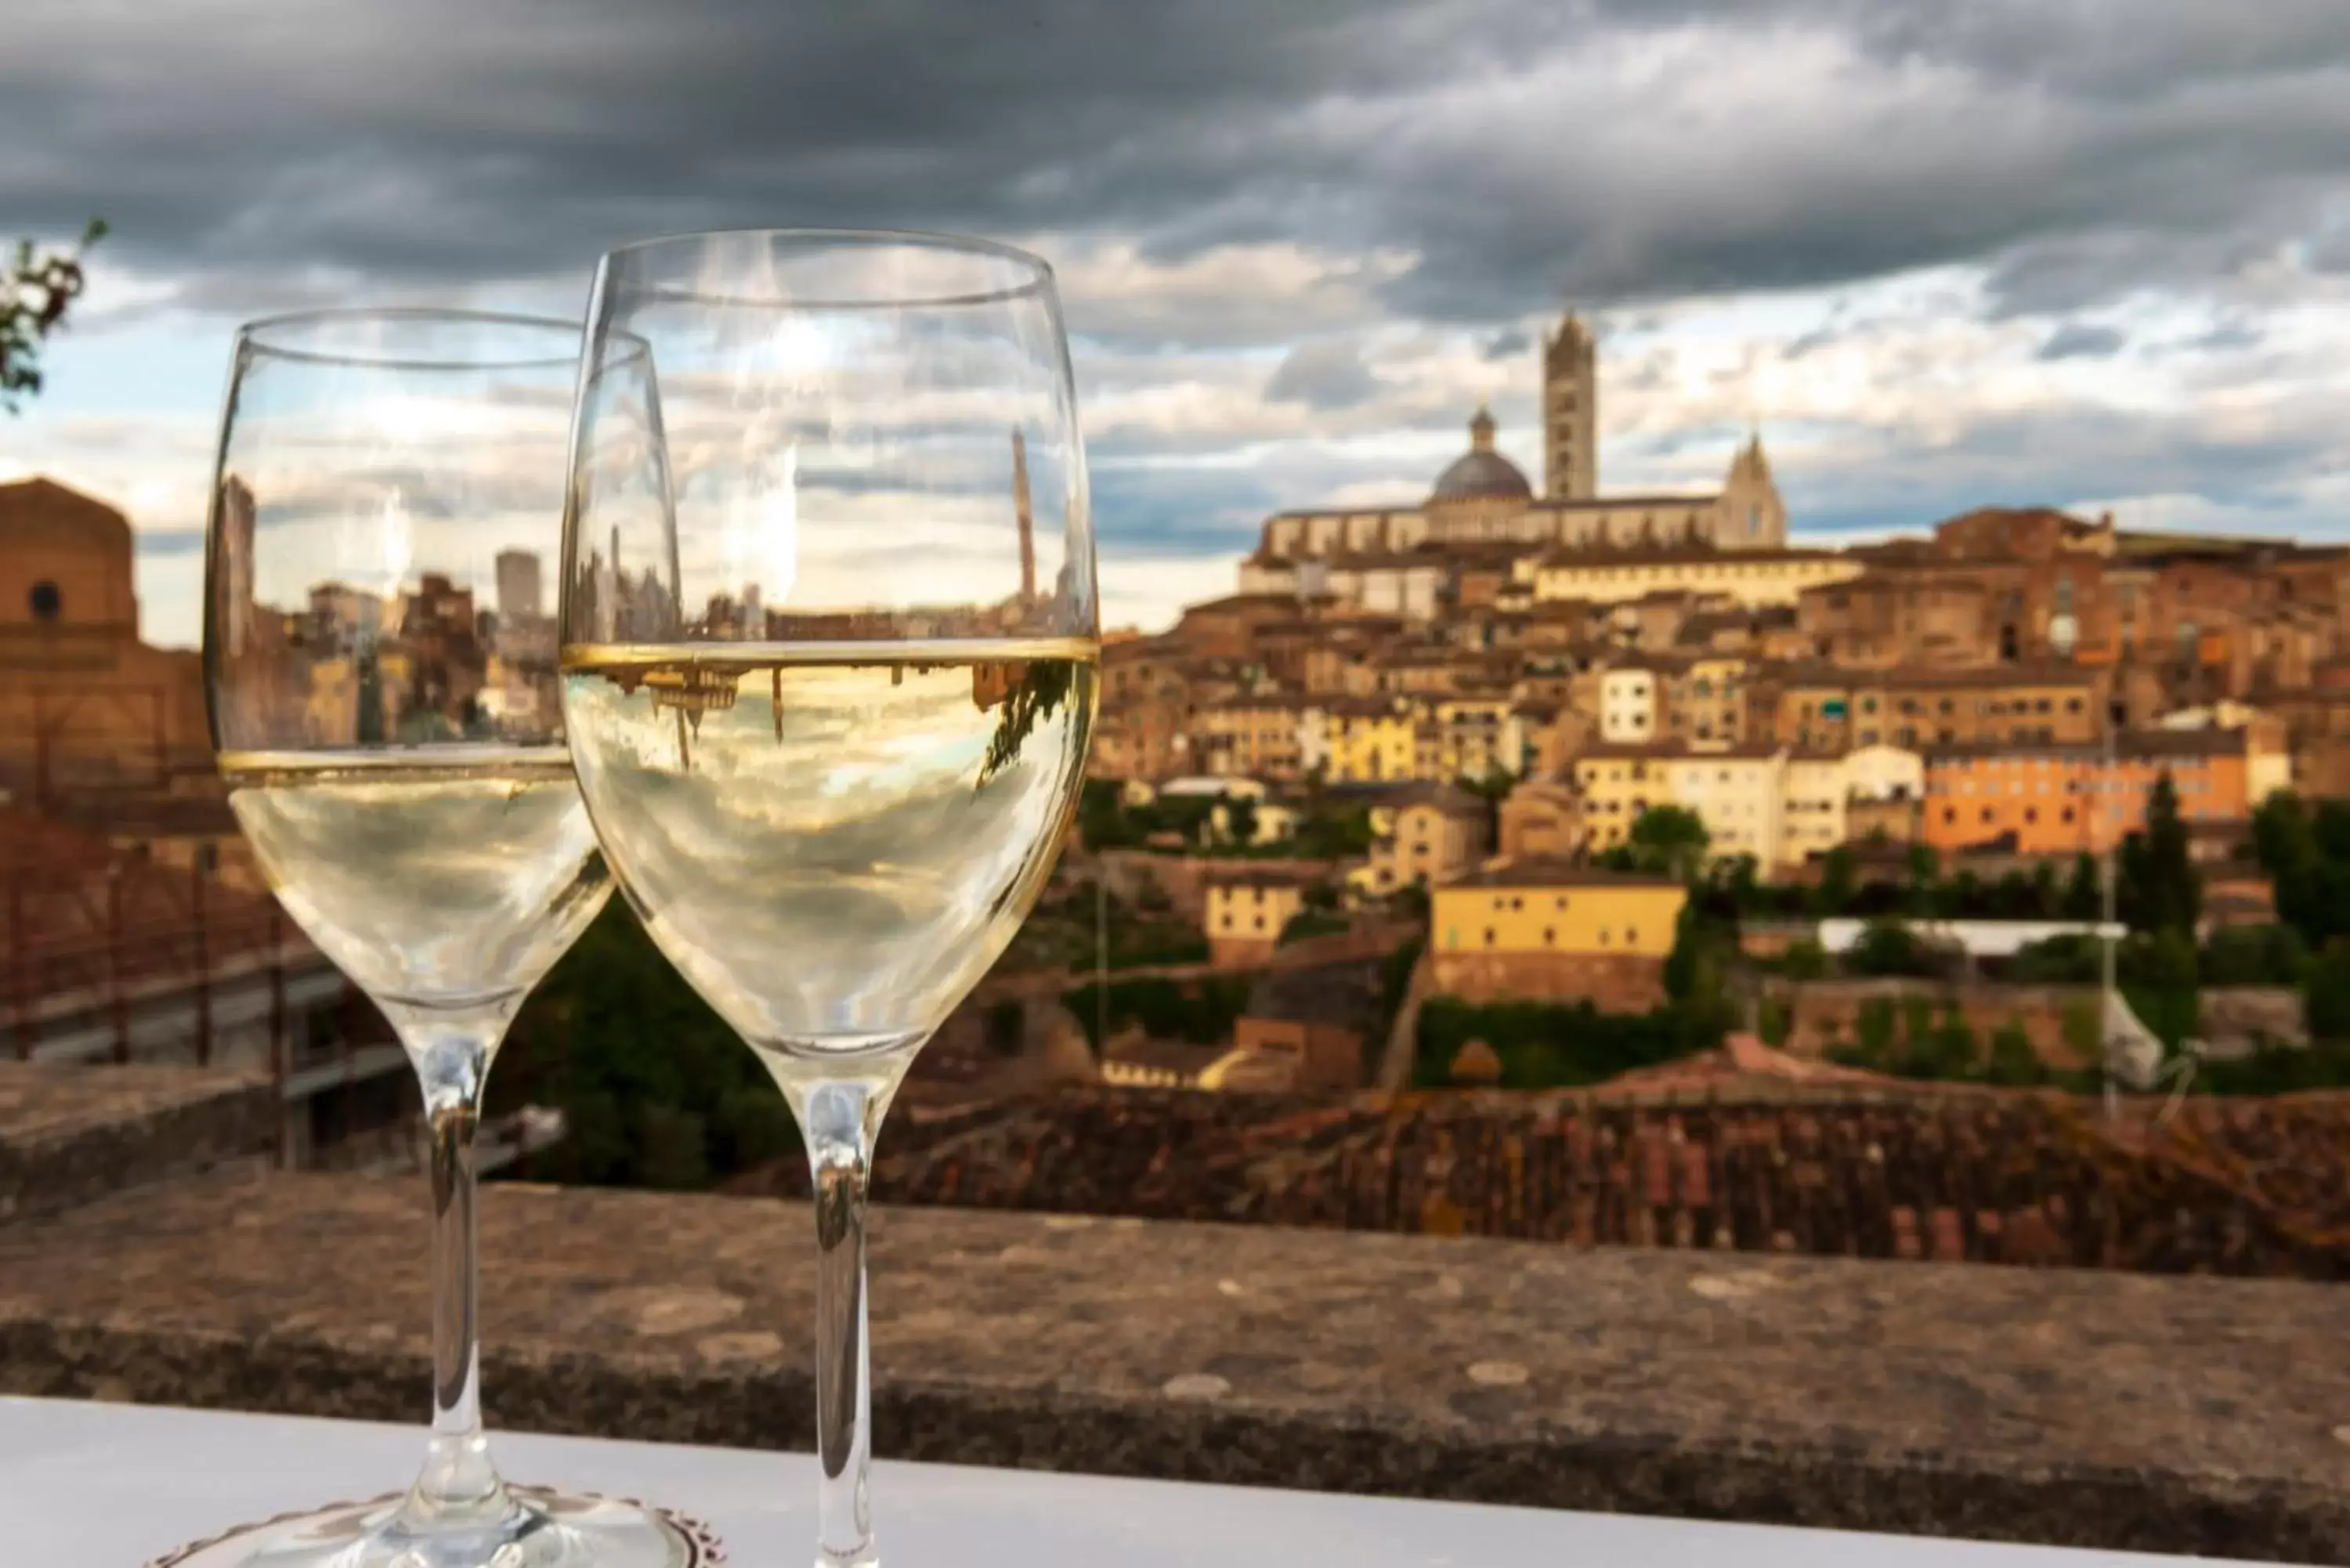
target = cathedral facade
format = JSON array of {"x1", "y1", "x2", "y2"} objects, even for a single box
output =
[{"x1": 1240, "y1": 312, "x2": 1788, "y2": 610}]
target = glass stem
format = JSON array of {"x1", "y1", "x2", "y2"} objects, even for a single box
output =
[
  {"x1": 396, "y1": 1013, "x2": 515, "y2": 1530},
  {"x1": 799, "y1": 1077, "x2": 885, "y2": 1568}
]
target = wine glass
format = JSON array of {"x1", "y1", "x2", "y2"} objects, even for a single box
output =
[
  {"x1": 197, "y1": 309, "x2": 693, "y2": 1568},
  {"x1": 559, "y1": 230, "x2": 1097, "y2": 1568}
]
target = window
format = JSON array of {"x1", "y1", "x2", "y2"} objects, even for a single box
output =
[
  {"x1": 1599, "y1": 927, "x2": 1611, "y2": 945},
  {"x1": 1981, "y1": 807, "x2": 1994, "y2": 824},
  {"x1": 1627, "y1": 927, "x2": 1640, "y2": 944},
  {"x1": 1543, "y1": 928, "x2": 1556, "y2": 945},
  {"x1": 1944, "y1": 807, "x2": 1958, "y2": 824},
  {"x1": 1484, "y1": 928, "x2": 1496, "y2": 948},
  {"x1": 27, "y1": 580, "x2": 61, "y2": 622}
]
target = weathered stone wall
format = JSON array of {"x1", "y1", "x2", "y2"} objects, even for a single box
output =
[
  {"x1": 1760, "y1": 978, "x2": 2308, "y2": 1062},
  {"x1": 1430, "y1": 951, "x2": 1666, "y2": 1011}
]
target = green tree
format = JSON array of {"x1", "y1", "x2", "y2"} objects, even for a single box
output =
[
  {"x1": 1901, "y1": 995, "x2": 1936, "y2": 1054},
  {"x1": 2060, "y1": 852, "x2": 2103, "y2": 922},
  {"x1": 505, "y1": 902, "x2": 797, "y2": 1190},
  {"x1": 2, "y1": 220, "x2": 106, "y2": 413},
  {"x1": 1856, "y1": 998, "x2": 1898, "y2": 1064},
  {"x1": 2060, "y1": 999, "x2": 2102, "y2": 1064},
  {"x1": 2005, "y1": 934, "x2": 2100, "y2": 985},
  {"x1": 1781, "y1": 938, "x2": 1828, "y2": 981},
  {"x1": 1628, "y1": 804, "x2": 1711, "y2": 880},
  {"x1": 1221, "y1": 793, "x2": 1260, "y2": 847},
  {"x1": 1815, "y1": 845, "x2": 1858, "y2": 916},
  {"x1": 1986, "y1": 1021, "x2": 2044, "y2": 1086},
  {"x1": 1662, "y1": 902, "x2": 1730, "y2": 1010},
  {"x1": 2118, "y1": 771, "x2": 2200, "y2": 937},
  {"x1": 1758, "y1": 997, "x2": 1791, "y2": 1048},
  {"x1": 1848, "y1": 919, "x2": 1937, "y2": 978},
  {"x1": 2200, "y1": 923, "x2": 2311, "y2": 988},
  {"x1": 2310, "y1": 939, "x2": 2350, "y2": 1042},
  {"x1": 2254, "y1": 793, "x2": 2350, "y2": 951},
  {"x1": 1904, "y1": 1011, "x2": 1976, "y2": 1081},
  {"x1": 636, "y1": 1105, "x2": 713, "y2": 1191},
  {"x1": 1900, "y1": 842, "x2": 1940, "y2": 906}
]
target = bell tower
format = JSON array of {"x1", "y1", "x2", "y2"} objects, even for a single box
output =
[{"x1": 1541, "y1": 311, "x2": 1597, "y2": 500}]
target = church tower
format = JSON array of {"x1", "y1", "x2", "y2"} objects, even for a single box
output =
[
  {"x1": 1718, "y1": 433, "x2": 1788, "y2": 548},
  {"x1": 1541, "y1": 311, "x2": 1597, "y2": 500}
]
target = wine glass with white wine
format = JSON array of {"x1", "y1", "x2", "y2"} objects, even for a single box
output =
[
  {"x1": 559, "y1": 231, "x2": 1098, "y2": 1568},
  {"x1": 197, "y1": 309, "x2": 694, "y2": 1568}
]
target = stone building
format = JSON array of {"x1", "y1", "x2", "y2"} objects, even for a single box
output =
[
  {"x1": 1499, "y1": 777, "x2": 1581, "y2": 860},
  {"x1": 0, "y1": 479, "x2": 212, "y2": 804},
  {"x1": 1203, "y1": 871, "x2": 1311, "y2": 966},
  {"x1": 1921, "y1": 724, "x2": 2292, "y2": 858},
  {"x1": 1430, "y1": 861, "x2": 1685, "y2": 1009},
  {"x1": 1237, "y1": 311, "x2": 1789, "y2": 617},
  {"x1": 1759, "y1": 663, "x2": 2110, "y2": 752}
]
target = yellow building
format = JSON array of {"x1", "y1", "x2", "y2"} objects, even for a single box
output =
[
  {"x1": 1434, "y1": 865, "x2": 1684, "y2": 959},
  {"x1": 1430, "y1": 861, "x2": 1686, "y2": 1009},
  {"x1": 1530, "y1": 547, "x2": 1861, "y2": 609},
  {"x1": 1349, "y1": 782, "x2": 1490, "y2": 896},
  {"x1": 1665, "y1": 747, "x2": 1788, "y2": 865},
  {"x1": 1203, "y1": 873, "x2": 1309, "y2": 965},
  {"x1": 1667, "y1": 656, "x2": 1750, "y2": 746},
  {"x1": 1415, "y1": 692, "x2": 1522, "y2": 781},
  {"x1": 1781, "y1": 750, "x2": 1850, "y2": 865},
  {"x1": 1571, "y1": 747, "x2": 1670, "y2": 854},
  {"x1": 1572, "y1": 742, "x2": 1790, "y2": 866},
  {"x1": 1193, "y1": 695, "x2": 1303, "y2": 780},
  {"x1": 1306, "y1": 697, "x2": 1416, "y2": 782}
]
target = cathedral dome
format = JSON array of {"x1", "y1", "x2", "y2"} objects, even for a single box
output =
[{"x1": 1429, "y1": 405, "x2": 1531, "y2": 504}]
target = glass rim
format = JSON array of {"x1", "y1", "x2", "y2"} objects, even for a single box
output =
[
  {"x1": 234, "y1": 307, "x2": 585, "y2": 372},
  {"x1": 598, "y1": 226, "x2": 1058, "y2": 309}
]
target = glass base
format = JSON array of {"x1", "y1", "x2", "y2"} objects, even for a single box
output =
[{"x1": 150, "y1": 1487, "x2": 716, "y2": 1568}]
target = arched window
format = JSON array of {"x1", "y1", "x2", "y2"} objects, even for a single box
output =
[{"x1": 27, "y1": 580, "x2": 62, "y2": 622}]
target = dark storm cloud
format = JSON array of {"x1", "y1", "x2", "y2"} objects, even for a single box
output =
[
  {"x1": 1264, "y1": 338, "x2": 1381, "y2": 409},
  {"x1": 2037, "y1": 322, "x2": 2127, "y2": 361},
  {"x1": 1480, "y1": 328, "x2": 1531, "y2": 361},
  {"x1": 1784, "y1": 398, "x2": 2348, "y2": 537},
  {"x1": 9, "y1": 0, "x2": 2350, "y2": 328}
]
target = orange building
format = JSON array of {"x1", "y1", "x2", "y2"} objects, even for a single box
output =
[
  {"x1": 1921, "y1": 727, "x2": 2290, "y2": 858},
  {"x1": 0, "y1": 478, "x2": 212, "y2": 805}
]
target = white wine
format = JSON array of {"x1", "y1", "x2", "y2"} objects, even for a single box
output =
[
  {"x1": 562, "y1": 639, "x2": 1097, "y2": 1068},
  {"x1": 222, "y1": 746, "x2": 609, "y2": 1012}
]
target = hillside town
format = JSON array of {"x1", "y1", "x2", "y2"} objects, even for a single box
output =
[
  {"x1": 1029, "y1": 309, "x2": 2350, "y2": 1115},
  {"x1": 9, "y1": 309, "x2": 2350, "y2": 1276}
]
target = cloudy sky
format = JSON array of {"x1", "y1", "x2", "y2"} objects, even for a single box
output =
[{"x1": 8, "y1": 0, "x2": 2350, "y2": 646}]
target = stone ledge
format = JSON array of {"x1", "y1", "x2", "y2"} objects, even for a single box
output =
[
  {"x1": 0, "y1": 1062, "x2": 275, "y2": 1223},
  {"x1": 2, "y1": 1167, "x2": 2345, "y2": 1563}
]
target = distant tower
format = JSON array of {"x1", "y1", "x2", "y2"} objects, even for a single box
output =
[
  {"x1": 494, "y1": 547, "x2": 543, "y2": 620},
  {"x1": 1541, "y1": 311, "x2": 1598, "y2": 500},
  {"x1": 215, "y1": 476, "x2": 257, "y2": 656},
  {"x1": 1719, "y1": 433, "x2": 1788, "y2": 548},
  {"x1": 1011, "y1": 426, "x2": 1036, "y2": 604}
]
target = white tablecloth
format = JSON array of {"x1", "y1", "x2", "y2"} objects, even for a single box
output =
[{"x1": 0, "y1": 1396, "x2": 2249, "y2": 1566}]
